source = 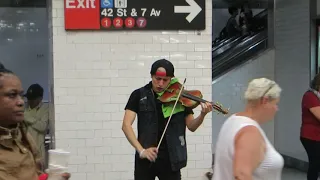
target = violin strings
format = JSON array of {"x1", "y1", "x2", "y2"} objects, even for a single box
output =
[
  {"x1": 182, "y1": 92, "x2": 227, "y2": 114},
  {"x1": 156, "y1": 78, "x2": 187, "y2": 150}
]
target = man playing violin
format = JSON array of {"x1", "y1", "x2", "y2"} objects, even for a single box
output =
[{"x1": 121, "y1": 59, "x2": 213, "y2": 180}]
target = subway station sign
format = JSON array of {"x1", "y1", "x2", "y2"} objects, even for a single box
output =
[{"x1": 64, "y1": 0, "x2": 206, "y2": 30}]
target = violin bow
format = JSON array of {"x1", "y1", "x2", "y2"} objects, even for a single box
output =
[{"x1": 156, "y1": 78, "x2": 187, "y2": 150}]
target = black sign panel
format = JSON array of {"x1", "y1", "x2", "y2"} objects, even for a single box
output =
[{"x1": 99, "y1": 0, "x2": 206, "y2": 30}]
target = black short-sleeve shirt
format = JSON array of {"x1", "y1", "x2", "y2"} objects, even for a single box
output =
[{"x1": 124, "y1": 87, "x2": 194, "y2": 156}]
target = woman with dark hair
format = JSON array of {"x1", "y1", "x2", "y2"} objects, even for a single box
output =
[
  {"x1": 0, "y1": 63, "x2": 70, "y2": 180},
  {"x1": 239, "y1": 3, "x2": 254, "y2": 34},
  {"x1": 300, "y1": 73, "x2": 320, "y2": 180}
]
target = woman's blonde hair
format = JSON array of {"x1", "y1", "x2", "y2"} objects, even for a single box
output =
[{"x1": 244, "y1": 78, "x2": 282, "y2": 101}]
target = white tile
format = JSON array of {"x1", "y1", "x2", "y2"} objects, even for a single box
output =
[{"x1": 52, "y1": 0, "x2": 212, "y2": 178}]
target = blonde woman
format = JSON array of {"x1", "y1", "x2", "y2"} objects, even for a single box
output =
[{"x1": 213, "y1": 78, "x2": 284, "y2": 180}]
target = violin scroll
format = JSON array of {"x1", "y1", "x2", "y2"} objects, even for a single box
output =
[{"x1": 213, "y1": 102, "x2": 230, "y2": 115}]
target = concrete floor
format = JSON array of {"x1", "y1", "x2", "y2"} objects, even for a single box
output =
[
  {"x1": 282, "y1": 168, "x2": 310, "y2": 180},
  {"x1": 203, "y1": 167, "x2": 308, "y2": 180}
]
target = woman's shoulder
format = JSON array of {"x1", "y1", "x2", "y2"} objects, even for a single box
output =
[
  {"x1": 228, "y1": 114, "x2": 258, "y2": 124},
  {"x1": 221, "y1": 115, "x2": 260, "y2": 133},
  {"x1": 302, "y1": 90, "x2": 316, "y2": 100}
]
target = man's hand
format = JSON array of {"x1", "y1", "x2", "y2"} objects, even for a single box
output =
[
  {"x1": 200, "y1": 102, "x2": 213, "y2": 115},
  {"x1": 139, "y1": 147, "x2": 158, "y2": 162}
]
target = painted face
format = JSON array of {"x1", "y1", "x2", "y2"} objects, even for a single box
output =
[{"x1": 151, "y1": 67, "x2": 172, "y2": 93}]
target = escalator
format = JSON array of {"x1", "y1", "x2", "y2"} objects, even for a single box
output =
[{"x1": 212, "y1": 9, "x2": 269, "y2": 79}]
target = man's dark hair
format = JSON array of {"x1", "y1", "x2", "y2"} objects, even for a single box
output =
[
  {"x1": 228, "y1": 7, "x2": 238, "y2": 15},
  {"x1": 150, "y1": 59, "x2": 175, "y2": 77}
]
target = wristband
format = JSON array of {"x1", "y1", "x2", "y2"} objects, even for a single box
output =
[{"x1": 139, "y1": 149, "x2": 145, "y2": 157}]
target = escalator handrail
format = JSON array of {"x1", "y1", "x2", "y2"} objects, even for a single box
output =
[
  {"x1": 213, "y1": 33, "x2": 268, "y2": 68},
  {"x1": 212, "y1": 37, "x2": 268, "y2": 79},
  {"x1": 213, "y1": 30, "x2": 267, "y2": 60},
  {"x1": 212, "y1": 19, "x2": 268, "y2": 57},
  {"x1": 212, "y1": 35, "x2": 248, "y2": 58},
  {"x1": 214, "y1": 32, "x2": 267, "y2": 66},
  {"x1": 212, "y1": 36, "x2": 238, "y2": 51},
  {"x1": 213, "y1": 36, "x2": 238, "y2": 49},
  {"x1": 212, "y1": 35, "x2": 244, "y2": 53}
]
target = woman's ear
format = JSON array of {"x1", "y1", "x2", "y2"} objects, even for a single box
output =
[{"x1": 260, "y1": 96, "x2": 269, "y2": 105}]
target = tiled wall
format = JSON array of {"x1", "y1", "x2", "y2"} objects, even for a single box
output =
[
  {"x1": 274, "y1": 0, "x2": 311, "y2": 162},
  {"x1": 51, "y1": 0, "x2": 213, "y2": 179}
]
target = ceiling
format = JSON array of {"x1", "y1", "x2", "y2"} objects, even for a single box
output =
[
  {"x1": 0, "y1": 0, "x2": 269, "y2": 9},
  {"x1": 0, "y1": 0, "x2": 46, "y2": 7}
]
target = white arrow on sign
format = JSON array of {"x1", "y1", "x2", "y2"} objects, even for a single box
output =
[{"x1": 174, "y1": 0, "x2": 202, "y2": 23}]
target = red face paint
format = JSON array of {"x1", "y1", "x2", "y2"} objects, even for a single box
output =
[{"x1": 155, "y1": 71, "x2": 166, "y2": 77}]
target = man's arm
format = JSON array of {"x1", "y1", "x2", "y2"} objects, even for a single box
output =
[
  {"x1": 121, "y1": 109, "x2": 144, "y2": 153},
  {"x1": 185, "y1": 102, "x2": 212, "y2": 132},
  {"x1": 185, "y1": 112, "x2": 205, "y2": 132},
  {"x1": 24, "y1": 105, "x2": 49, "y2": 134},
  {"x1": 121, "y1": 90, "x2": 145, "y2": 153},
  {"x1": 122, "y1": 89, "x2": 158, "y2": 162}
]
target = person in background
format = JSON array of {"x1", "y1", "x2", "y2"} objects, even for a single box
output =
[
  {"x1": 24, "y1": 83, "x2": 49, "y2": 167},
  {"x1": 225, "y1": 6, "x2": 242, "y2": 38},
  {"x1": 239, "y1": 3, "x2": 254, "y2": 34},
  {"x1": 121, "y1": 59, "x2": 213, "y2": 180},
  {"x1": 0, "y1": 63, "x2": 69, "y2": 180},
  {"x1": 213, "y1": 78, "x2": 284, "y2": 180},
  {"x1": 300, "y1": 73, "x2": 320, "y2": 180}
]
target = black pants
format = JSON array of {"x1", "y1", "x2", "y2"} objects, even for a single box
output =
[
  {"x1": 300, "y1": 137, "x2": 320, "y2": 180},
  {"x1": 134, "y1": 155, "x2": 181, "y2": 180}
]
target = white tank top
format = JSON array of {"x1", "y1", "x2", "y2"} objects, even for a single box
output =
[{"x1": 213, "y1": 115, "x2": 284, "y2": 180}]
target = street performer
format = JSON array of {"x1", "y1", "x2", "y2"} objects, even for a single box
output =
[{"x1": 121, "y1": 59, "x2": 213, "y2": 180}]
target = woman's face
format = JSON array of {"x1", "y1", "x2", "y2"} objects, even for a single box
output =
[
  {"x1": 261, "y1": 97, "x2": 280, "y2": 122},
  {"x1": 0, "y1": 74, "x2": 25, "y2": 126}
]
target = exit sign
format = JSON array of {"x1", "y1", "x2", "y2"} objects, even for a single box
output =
[{"x1": 64, "y1": 0, "x2": 206, "y2": 30}]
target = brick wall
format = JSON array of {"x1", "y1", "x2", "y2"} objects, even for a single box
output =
[{"x1": 50, "y1": 0, "x2": 213, "y2": 179}]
